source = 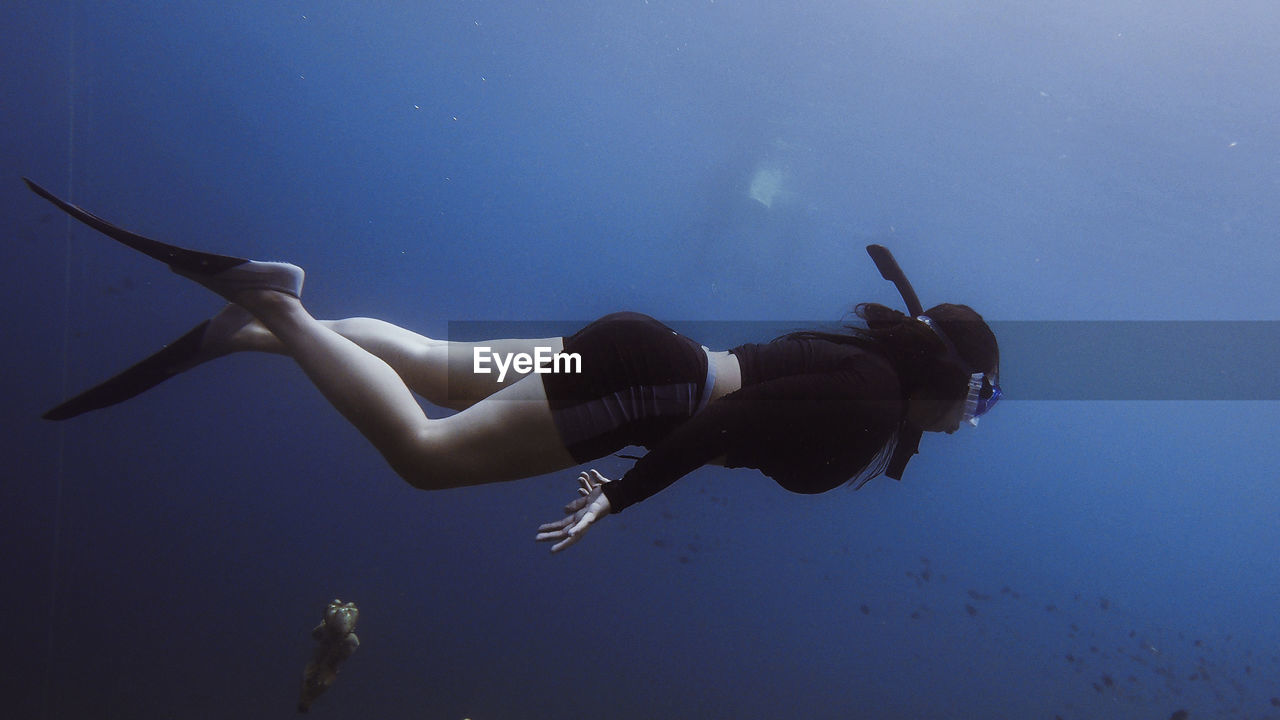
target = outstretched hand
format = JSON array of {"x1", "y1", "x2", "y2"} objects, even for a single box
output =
[{"x1": 536, "y1": 469, "x2": 613, "y2": 553}]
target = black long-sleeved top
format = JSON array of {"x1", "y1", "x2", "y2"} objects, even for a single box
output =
[{"x1": 600, "y1": 336, "x2": 905, "y2": 512}]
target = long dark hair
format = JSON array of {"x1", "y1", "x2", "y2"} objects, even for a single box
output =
[{"x1": 784, "y1": 302, "x2": 1000, "y2": 404}]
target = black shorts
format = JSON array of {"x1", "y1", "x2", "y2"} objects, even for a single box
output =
[{"x1": 543, "y1": 312, "x2": 715, "y2": 463}]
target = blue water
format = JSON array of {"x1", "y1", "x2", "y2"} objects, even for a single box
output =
[{"x1": 3, "y1": 2, "x2": 1279, "y2": 718}]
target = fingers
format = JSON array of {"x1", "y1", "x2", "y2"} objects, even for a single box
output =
[
  {"x1": 563, "y1": 493, "x2": 590, "y2": 514},
  {"x1": 535, "y1": 516, "x2": 583, "y2": 552},
  {"x1": 536, "y1": 516, "x2": 573, "y2": 533},
  {"x1": 535, "y1": 507, "x2": 591, "y2": 542},
  {"x1": 576, "y1": 469, "x2": 609, "y2": 496},
  {"x1": 566, "y1": 508, "x2": 598, "y2": 537},
  {"x1": 551, "y1": 509, "x2": 598, "y2": 553},
  {"x1": 550, "y1": 533, "x2": 582, "y2": 553},
  {"x1": 536, "y1": 505, "x2": 599, "y2": 552},
  {"x1": 534, "y1": 527, "x2": 568, "y2": 543}
]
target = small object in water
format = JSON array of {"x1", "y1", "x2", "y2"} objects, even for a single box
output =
[{"x1": 298, "y1": 599, "x2": 360, "y2": 713}]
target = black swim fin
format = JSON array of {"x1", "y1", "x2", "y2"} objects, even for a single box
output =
[
  {"x1": 24, "y1": 177, "x2": 244, "y2": 420},
  {"x1": 23, "y1": 177, "x2": 249, "y2": 275},
  {"x1": 43, "y1": 320, "x2": 212, "y2": 420}
]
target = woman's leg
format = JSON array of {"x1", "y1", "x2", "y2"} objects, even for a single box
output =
[
  {"x1": 232, "y1": 290, "x2": 577, "y2": 489},
  {"x1": 227, "y1": 315, "x2": 563, "y2": 410}
]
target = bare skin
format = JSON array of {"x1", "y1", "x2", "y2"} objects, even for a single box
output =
[{"x1": 222, "y1": 289, "x2": 742, "y2": 490}]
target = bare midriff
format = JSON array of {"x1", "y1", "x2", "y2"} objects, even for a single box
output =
[{"x1": 706, "y1": 350, "x2": 742, "y2": 403}]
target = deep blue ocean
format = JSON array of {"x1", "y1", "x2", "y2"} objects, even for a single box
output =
[{"x1": 4, "y1": 2, "x2": 1279, "y2": 719}]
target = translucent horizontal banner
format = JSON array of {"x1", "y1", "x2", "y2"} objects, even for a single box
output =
[{"x1": 447, "y1": 320, "x2": 1280, "y2": 401}]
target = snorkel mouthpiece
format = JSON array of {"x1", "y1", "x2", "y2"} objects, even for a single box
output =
[{"x1": 962, "y1": 372, "x2": 1002, "y2": 426}]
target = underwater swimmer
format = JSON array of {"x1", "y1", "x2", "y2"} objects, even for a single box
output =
[
  {"x1": 26, "y1": 179, "x2": 1000, "y2": 552},
  {"x1": 298, "y1": 599, "x2": 359, "y2": 713}
]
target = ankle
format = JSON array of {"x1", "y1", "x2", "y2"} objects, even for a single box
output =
[{"x1": 235, "y1": 288, "x2": 302, "y2": 315}]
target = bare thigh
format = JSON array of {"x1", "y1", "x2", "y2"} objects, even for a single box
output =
[
  {"x1": 324, "y1": 317, "x2": 564, "y2": 410},
  {"x1": 407, "y1": 371, "x2": 579, "y2": 488}
]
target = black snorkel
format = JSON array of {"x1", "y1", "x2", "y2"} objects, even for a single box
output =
[
  {"x1": 866, "y1": 244, "x2": 924, "y2": 318},
  {"x1": 865, "y1": 244, "x2": 925, "y2": 481}
]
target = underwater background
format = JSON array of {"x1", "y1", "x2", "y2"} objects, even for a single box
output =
[{"x1": 3, "y1": 2, "x2": 1279, "y2": 718}]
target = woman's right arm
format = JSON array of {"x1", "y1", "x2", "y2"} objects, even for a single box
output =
[{"x1": 600, "y1": 369, "x2": 898, "y2": 512}]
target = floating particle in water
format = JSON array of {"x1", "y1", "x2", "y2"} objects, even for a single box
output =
[
  {"x1": 910, "y1": 611, "x2": 921, "y2": 620},
  {"x1": 1101, "y1": 674, "x2": 1114, "y2": 687},
  {"x1": 1070, "y1": 623, "x2": 1080, "y2": 633},
  {"x1": 653, "y1": 539, "x2": 666, "y2": 548},
  {"x1": 1099, "y1": 596, "x2": 1111, "y2": 610},
  {"x1": 921, "y1": 569, "x2": 931, "y2": 582},
  {"x1": 1169, "y1": 710, "x2": 1188, "y2": 720},
  {"x1": 1271, "y1": 697, "x2": 1280, "y2": 707},
  {"x1": 677, "y1": 555, "x2": 689, "y2": 564},
  {"x1": 1092, "y1": 682, "x2": 1103, "y2": 693},
  {"x1": 1064, "y1": 653, "x2": 1076, "y2": 663},
  {"x1": 965, "y1": 604, "x2": 978, "y2": 617},
  {"x1": 860, "y1": 604, "x2": 870, "y2": 615},
  {"x1": 1045, "y1": 604, "x2": 1057, "y2": 613},
  {"x1": 967, "y1": 589, "x2": 990, "y2": 601}
]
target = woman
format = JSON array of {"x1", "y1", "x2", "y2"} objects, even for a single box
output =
[{"x1": 27, "y1": 179, "x2": 1001, "y2": 553}]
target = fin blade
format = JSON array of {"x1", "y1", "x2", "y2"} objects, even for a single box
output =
[
  {"x1": 43, "y1": 321, "x2": 210, "y2": 420},
  {"x1": 23, "y1": 177, "x2": 248, "y2": 275}
]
